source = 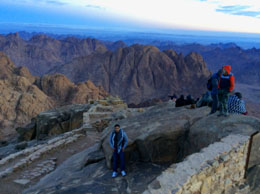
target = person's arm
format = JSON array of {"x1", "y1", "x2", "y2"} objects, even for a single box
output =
[
  {"x1": 239, "y1": 100, "x2": 247, "y2": 114},
  {"x1": 109, "y1": 132, "x2": 114, "y2": 149},
  {"x1": 229, "y1": 75, "x2": 235, "y2": 92},
  {"x1": 212, "y1": 78, "x2": 219, "y2": 89},
  {"x1": 122, "y1": 131, "x2": 128, "y2": 149}
]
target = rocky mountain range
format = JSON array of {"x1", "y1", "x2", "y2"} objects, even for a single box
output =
[
  {"x1": 49, "y1": 44, "x2": 211, "y2": 103},
  {"x1": 0, "y1": 33, "x2": 107, "y2": 75},
  {"x1": 155, "y1": 42, "x2": 260, "y2": 86},
  {"x1": 0, "y1": 52, "x2": 108, "y2": 141},
  {"x1": 1, "y1": 32, "x2": 259, "y2": 104},
  {"x1": 1, "y1": 33, "x2": 260, "y2": 87}
]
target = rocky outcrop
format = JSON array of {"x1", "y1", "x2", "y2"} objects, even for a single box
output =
[
  {"x1": 0, "y1": 52, "x2": 108, "y2": 141},
  {"x1": 37, "y1": 74, "x2": 108, "y2": 104},
  {"x1": 102, "y1": 104, "x2": 210, "y2": 168},
  {"x1": 50, "y1": 44, "x2": 211, "y2": 104},
  {"x1": 21, "y1": 102, "x2": 260, "y2": 194},
  {"x1": 16, "y1": 104, "x2": 91, "y2": 141},
  {"x1": 0, "y1": 52, "x2": 54, "y2": 140},
  {"x1": 0, "y1": 33, "x2": 107, "y2": 75},
  {"x1": 16, "y1": 97, "x2": 128, "y2": 141}
]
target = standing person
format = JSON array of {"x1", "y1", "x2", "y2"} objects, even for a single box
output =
[
  {"x1": 109, "y1": 124, "x2": 128, "y2": 178},
  {"x1": 209, "y1": 69, "x2": 222, "y2": 114},
  {"x1": 218, "y1": 65, "x2": 235, "y2": 116}
]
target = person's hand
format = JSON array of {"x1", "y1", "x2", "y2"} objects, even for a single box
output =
[{"x1": 122, "y1": 148, "x2": 125, "y2": 152}]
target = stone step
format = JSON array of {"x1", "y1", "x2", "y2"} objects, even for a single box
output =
[
  {"x1": 95, "y1": 106, "x2": 114, "y2": 113},
  {"x1": 88, "y1": 112, "x2": 112, "y2": 119},
  {"x1": 83, "y1": 112, "x2": 113, "y2": 126}
]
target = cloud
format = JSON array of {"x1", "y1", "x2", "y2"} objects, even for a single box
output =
[
  {"x1": 216, "y1": 5, "x2": 260, "y2": 17},
  {"x1": 232, "y1": 11, "x2": 260, "y2": 17},
  {"x1": 85, "y1": 4, "x2": 105, "y2": 10},
  {"x1": 45, "y1": 0, "x2": 67, "y2": 6}
]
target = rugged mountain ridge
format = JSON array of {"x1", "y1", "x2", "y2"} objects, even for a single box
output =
[
  {"x1": 49, "y1": 44, "x2": 211, "y2": 103},
  {"x1": 156, "y1": 42, "x2": 260, "y2": 86},
  {"x1": 0, "y1": 52, "x2": 108, "y2": 141},
  {"x1": 0, "y1": 33, "x2": 107, "y2": 75}
]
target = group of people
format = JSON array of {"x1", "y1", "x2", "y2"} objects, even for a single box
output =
[
  {"x1": 169, "y1": 94, "x2": 196, "y2": 107},
  {"x1": 209, "y1": 65, "x2": 247, "y2": 116},
  {"x1": 109, "y1": 65, "x2": 248, "y2": 178},
  {"x1": 170, "y1": 65, "x2": 247, "y2": 116}
]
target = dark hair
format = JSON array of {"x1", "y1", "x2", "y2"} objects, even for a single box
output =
[
  {"x1": 217, "y1": 69, "x2": 222, "y2": 76},
  {"x1": 114, "y1": 124, "x2": 120, "y2": 128},
  {"x1": 235, "y1": 92, "x2": 242, "y2": 99}
]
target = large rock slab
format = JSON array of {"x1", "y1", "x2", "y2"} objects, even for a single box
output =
[
  {"x1": 102, "y1": 103, "x2": 210, "y2": 168},
  {"x1": 186, "y1": 114, "x2": 260, "y2": 156}
]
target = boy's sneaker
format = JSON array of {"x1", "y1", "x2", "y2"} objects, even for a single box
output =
[
  {"x1": 121, "y1": 170, "x2": 126, "y2": 177},
  {"x1": 112, "y1": 171, "x2": 118, "y2": 178}
]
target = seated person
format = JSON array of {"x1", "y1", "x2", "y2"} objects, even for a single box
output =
[
  {"x1": 175, "y1": 95, "x2": 186, "y2": 107},
  {"x1": 186, "y1": 95, "x2": 195, "y2": 105},
  {"x1": 228, "y1": 92, "x2": 248, "y2": 115},
  {"x1": 196, "y1": 91, "x2": 213, "y2": 108}
]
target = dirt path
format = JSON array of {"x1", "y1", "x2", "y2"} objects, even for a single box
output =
[{"x1": 0, "y1": 131, "x2": 100, "y2": 194}]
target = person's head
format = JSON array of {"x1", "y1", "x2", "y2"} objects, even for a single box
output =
[
  {"x1": 172, "y1": 94, "x2": 177, "y2": 102},
  {"x1": 180, "y1": 95, "x2": 184, "y2": 99},
  {"x1": 235, "y1": 92, "x2": 242, "y2": 99},
  {"x1": 187, "y1": 95, "x2": 192, "y2": 100},
  {"x1": 217, "y1": 69, "x2": 222, "y2": 76},
  {"x1": 114, "y1": 124, "x2": 120, "y2": 132},
  {"x1": 222, "y1": 65, "x2": 231, "y2": 76}
]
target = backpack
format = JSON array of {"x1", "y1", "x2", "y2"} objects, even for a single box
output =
[{"x1": 207, "y1": 77, "x2": 213, "y2": 91}]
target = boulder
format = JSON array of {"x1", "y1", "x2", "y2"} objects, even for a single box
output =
[
  {"x1": 15, "y1": 141, "x2": 28, "y2": 150},
  {"x1": 102, "y1": 103, "x2": 210, "y2": 168},
  {"x1": 35, "y1": 104, "x2": 91, "y2": 140},
  {"x1": 186, "y1": 114, "x2": 260, "y2": 156},
  {"x1": 16, "y1": 104, "x2": 91, "y2": 140},
  {"x1": 16, "y1": 121, "x2": 36, "y2": 141}
]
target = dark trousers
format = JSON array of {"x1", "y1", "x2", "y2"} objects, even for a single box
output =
[
  {"x1": 211, "y1": 94, "x2": 219, "y2": 113},
  {"x1": 113, "y1": 150, "x2": 125, "y2": 172},
  {"x1": 218, "y1": 90, "x2": 230, "y2": 115}
]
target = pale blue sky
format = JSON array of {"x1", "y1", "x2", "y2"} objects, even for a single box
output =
[{"x1": 1, "y1": 0, "x2": 260, "y2": 33}]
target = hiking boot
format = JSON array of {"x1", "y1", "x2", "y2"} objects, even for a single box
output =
[
  {"x1": 112, "y1": 171, "x2": 118, "y2": 178},
  {"x1": 121, "y1": 170, "x2": 126, "y2": 177}
]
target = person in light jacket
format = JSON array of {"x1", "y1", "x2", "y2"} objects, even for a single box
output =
[{"x1": 109, "y1": 124, "x2": 128, "y2": 178}]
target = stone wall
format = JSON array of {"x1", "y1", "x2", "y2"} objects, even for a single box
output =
[
  {"x1": 248, "y1": 132, "x2": 260, "y2": 169},
  {"x1": 144, "y1": 134, "x2": 250, "y2": 194}
]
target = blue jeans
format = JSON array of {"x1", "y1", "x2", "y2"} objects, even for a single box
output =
[{"x1": 113, "y1": 150, "x2": 125, "y2": 172}]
